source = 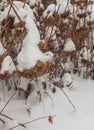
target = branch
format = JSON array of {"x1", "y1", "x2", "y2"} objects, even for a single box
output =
[
  {"x1": 0, "y1": 113, "x2": 13, "y2": 120},
  {"x1": 7, "y1": 0, "x2": 23, "y2": 23},
  {"x1": 0, "y1": 92, "x2": 17, "y2": 113},
  {"x1": 8, "y1": 115, "x2": 56, "y2": 130},
  {"x1": 61, "y1": 88, "x2": 76, "y2": 109},
  {"x1": 0, "y1": 118, "x2": 5, "y2": 124},
  {"x1": 45, "y1": 91, "x2": 53, "y2": 107}
]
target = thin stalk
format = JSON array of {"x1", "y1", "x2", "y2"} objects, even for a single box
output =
[
  {"x1": 61, "y1": 88, "x2": 76, "y2": 109},
  {"x1": 8, "y1": 115, "x2": 56, "y2": 130},
  {"x1": 0, "y1": 92, "x2": 16, "y2": 113}
]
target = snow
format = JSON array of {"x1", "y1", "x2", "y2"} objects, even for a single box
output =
[
  {"x1": 0, "y1": 1, "x2": 53, "y2": 72},
  {"x1": 29, "y1": 0, "x2": 36, "y2": 6},
  {"x1": 0, "y1": 75, "x2": 94, "y2": 130},
  {"x1": 56, "y1": 0, "x2": 70, "y2": 14},
  {"x1": 43, "y1": 4, "x2": 56, "y2": 17},
  {"x1": 64, "y1": 38, "x2": 76, "y2": 52},
  {"x1": 0, "y1": 41, "x2": 5, "y2": 55},
  {"x1": 62, "y1": 72, "x2": 73, "y2": 87},
  {"x1": 17, "y1": 15, "x2": 53, "y2": 71},
  {"x1": 0, "y1": 56, "x2": 16, "y2": 74},
  {"x1": 15, "y1": 3, "x2": 53, "y2": 71},
  {"x1": 80, "y1": 47, "x2": 91, "y2": 61},
  {"x1": 0, "y1": 1, "x2": 35, "y2": 23},
  {"x1": 87, "y1": 4, "x2": 94, "y2": 21},
  {"x1": 23, "y1": 16, "x2": 40, "y2": 46},
  {"x1": 43, "y1": 0, "x2": 70, "y2": 17},
  {"x1": 17, "y1": 44, "x2": 53, "y2": 71},
  {"x1": 0, "y1": 1, "x2": 94, "y2": 130}
]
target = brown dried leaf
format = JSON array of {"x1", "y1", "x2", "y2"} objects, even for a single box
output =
[{"x1": 48, "y1": 115, "x2": 53, "y2": 124}]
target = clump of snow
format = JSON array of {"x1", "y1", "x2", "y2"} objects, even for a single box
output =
[
  {"x1": 43, "y1": 4, "x2": 56, "y2": 17},
  {"x1": 62, "y1": 72, "x2": 73, "y2": 87},
  {"x1": 46, "y1": 26, "x2": 56, "y2": 38},
  {"x1": 29, "y1": 0, "x2": 42, "y2": 6},
  {"x1": 16, "y1": 7, "x2": 53, "y2": 71},
  {"x1": 45, "y1": 26, "x2": 58, "y2": 48},
  {"x1": 64, "y1": 38, "x2": 76, "y2": 52},
  {"x1": 0, "y1": 41, "x2": 5, "y2": 55},
  {"x1": 56, "y1": 0, "x2": 70, "y2": 14},
  {"x1": 43, "y1": 0, "x2": 71, "y2": 17},
  {"x1": 0, "y1": 0, "x2": 53, "y2": 72},
  {"x1": 23, "y1": 16, "x2": 40, "y2": 45},
  {"x1": 17, "y1": 44, "x2": 53, "y2": 71},
  {"x1": 0, "y1": 56, "x2": 16, "y2": 74},
  {"x1": 0, "y1": 1, "x2": 35, "y2": 23},
  {"x1": 29, "y1": 0, "x2": 36, "y2": 6},
  {"x1": 61, "y1": 62, "x2": 73, "y2": 71},
  {"x1": 80, "y1": 47, "x2": 91, "y2": 61}
]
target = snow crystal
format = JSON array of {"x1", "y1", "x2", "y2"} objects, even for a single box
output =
[
  {"x1": 0, "y1": 56, "x2": 16, "y2": 74},
  {"x1": 64, "y1": 38, "x2": 76, "y2": 52}
]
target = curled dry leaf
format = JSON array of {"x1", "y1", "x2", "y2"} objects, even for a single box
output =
[{"x1": 48, "y1": 115, "x2": 53, "y2": 124}]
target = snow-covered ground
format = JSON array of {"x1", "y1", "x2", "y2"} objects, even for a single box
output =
[{"x1": 0, "y1": 75, "x2": 94, "y2": 130}]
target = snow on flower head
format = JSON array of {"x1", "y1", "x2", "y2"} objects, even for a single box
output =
[
  {"x1": 62, "y1": 72, "x2": 73, "y2": 87},
  {"x1": 0, "y1": 0, "x2": 53, "y2": 78},
  {"x1": 0, "y1": 56, "x2": 16, "y2": 74},
  {"x1": 43, "y1": 4, "x2": 56, "y2": 17},
  {"x1": 64, "y1": 38, "x2": 76, "y2": 52},
  {"x1": 56, "y1": 0, "x2": 70, "y2": 14},
  {"x1": 0, "y1": 1, "x2": 35, "y2": 23}
]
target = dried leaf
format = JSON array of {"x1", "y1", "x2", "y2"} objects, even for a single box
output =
[{"x1": 48, "y1": 115, "x2": 53, "y2": 124}]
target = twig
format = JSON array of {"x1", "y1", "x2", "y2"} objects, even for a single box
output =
[
  {"x1": 7, "y1": 0, "x2": 23, "y2": 23},
  {"x1": 0, "y1": 113, "x2": 13, "y2": 120},
  {"x1": 8, "y1": 115, "x2": 56, "y2": 130},
  {"x1": 23, "y1": 0, "x2": 27, "y2": 8},
  {"x1": 2, "y1": 81, "x2": 5, "y2": 101},
  {"x1": 0, "y1": 118, "x2": 5, "y2": 124},
  {"x1": 0, "y1": 92, "x2": 17, "y2": 113},
  {"x1": 61, "y1": 88, "x2": 76, "y2": 109},
  {"x1": 45, "y1": 91, "x2": 53, "y2": 107}
]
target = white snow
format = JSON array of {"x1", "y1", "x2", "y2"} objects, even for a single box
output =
[
  {"x1": 0, "y1": 1, "x2": 94, "y2": 130},
  {"x1": 43, "y1": 4, "x2": 56, "y2": 17},
  {"x1": 0, "y1": 76, "x2": 94, "y2": 130},
  {"x1": 56, "y1": 0, "x2": 70, "y2": 14},
  {"x1": 62, "y1": 72, "x2": 73, "y2": 87},
  {"x1": 80, "y1": 47, "x2": 91, "y2": 61},
  {"x1": 0, "y1": 56, "x2": 16, "y2": 74},
  {"x1": 17, "y1": 43, "x2": 53, "y2": 71},
  {"x1": 0, "y1": 41, "x2": 5, "y2": 55},
  {"x1": 0, "y1": 1, "x2": 35, "y2": 23},
  {"x1": 0, "y1": 1, "x2": 53, "y2": 71},
  {"x1": 64, "y1": 38, "x2": 76, "y2": 52},
  {"x1": 43, "y1": 0, "x2": 70, "y2": 17},
  {"x1": 23, "y1": 16, "x2": 40, "y2": 46},
  {"x1": 14, "y1": 2, "x2": 53, "y2": 71},
  {"x1": 17, "y1": 15, "x2": 53, "y2": 71},
  {"x1": 29, "y1": 0, "x2": 36, "y2": 6}
]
